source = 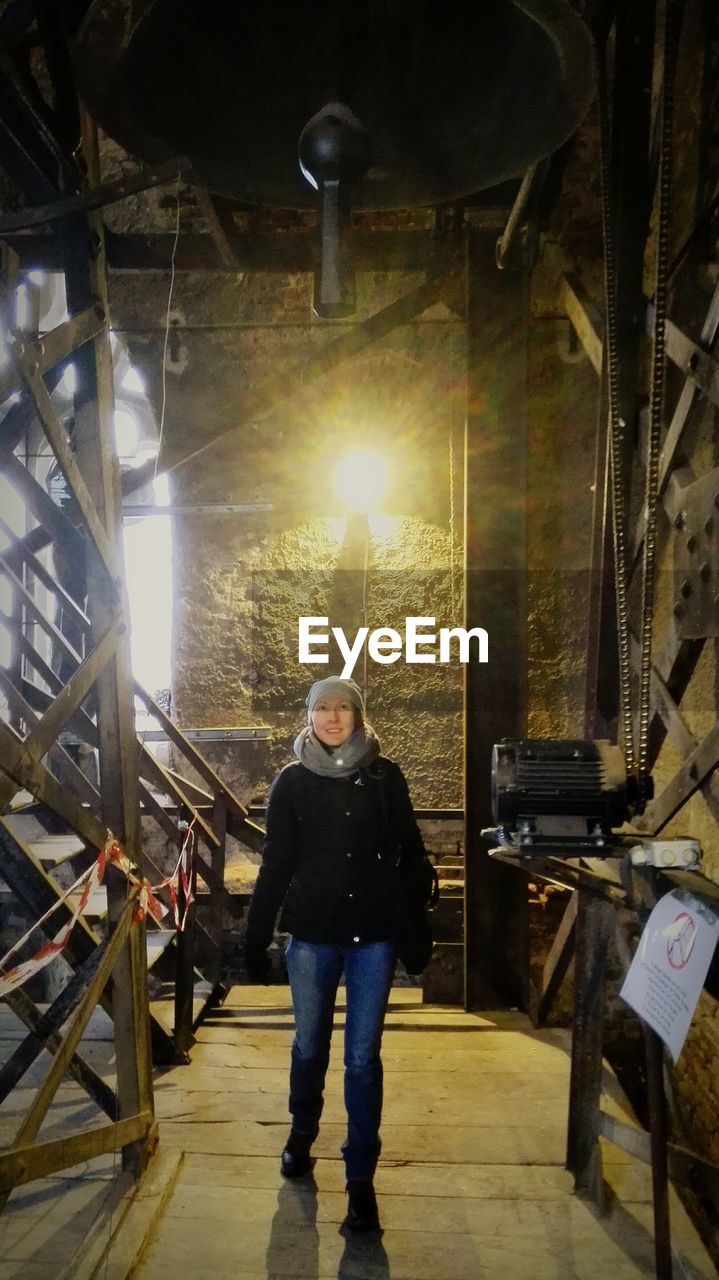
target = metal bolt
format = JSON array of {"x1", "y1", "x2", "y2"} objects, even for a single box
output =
[
  {"x1": 681, "y1": 579, "x2": 692, "y2": 598},
  {"x1": 673, "y1": 601, "x2": 684, "y2": 618},
  {"x1": 700, "y1": 562, "x2": 712, "y2": 582},
  {"x1": 687, "y1": 534, "x2": 697, "y2": 552},
  {"x1": 674, "y1": 512, "x2": 684, "y2": 529}
]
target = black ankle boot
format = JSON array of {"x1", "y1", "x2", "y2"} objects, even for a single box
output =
[
  {"x1": 344, "y1": 1180, "x2": 380, "y2": 1232},
  {"x1": 280, "y1": 1129, "x2": 314, "y2": 1178}
]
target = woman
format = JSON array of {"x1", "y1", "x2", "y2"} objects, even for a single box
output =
[{"x1": 244, "y1": 675, "x2": 427, "y2": 1233}]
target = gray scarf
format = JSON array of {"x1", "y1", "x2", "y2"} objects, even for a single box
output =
[{"x1": 293, "y1": 724, "x2": 381, "y2": 778}]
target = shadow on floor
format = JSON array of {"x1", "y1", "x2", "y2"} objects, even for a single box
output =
[{"x1": 265, "y1": 1177, "x2": 391, "y2": 1279}]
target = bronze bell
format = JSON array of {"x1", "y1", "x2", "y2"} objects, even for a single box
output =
[{"x1": 71, "y1": 0, "x2": 595, "y2": 312}]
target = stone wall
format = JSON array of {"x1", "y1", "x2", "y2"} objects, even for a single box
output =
[{"x1": 110, "y1": 268, "x2": 467, "y2": 810}]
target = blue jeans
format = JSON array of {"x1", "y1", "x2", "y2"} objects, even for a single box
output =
[{"x1": 285, "y1": 937, "x2": 395, "y2": 1181}]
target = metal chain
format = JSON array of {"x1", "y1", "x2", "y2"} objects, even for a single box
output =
[
  {"x1": 638, "y1": 0, "x2": 678, "y2": 796},
  {"x1": 597, "y1": 44, "x2": 636, "y2": 775},
  {"x1": 597, "y1": 5, "x2": 678, "y2": 802}
]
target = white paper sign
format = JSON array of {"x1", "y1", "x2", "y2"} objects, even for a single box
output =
[{"x1": 620, "y1": 888, "x2": 719, "y2": 1061}]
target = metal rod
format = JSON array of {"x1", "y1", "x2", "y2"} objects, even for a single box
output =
[{"x1": 495, "y1": 165, "x2": 538, "y2": 269}]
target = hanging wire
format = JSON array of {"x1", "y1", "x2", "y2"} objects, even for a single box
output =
[
  {"x1": 638, "y1": 0, "x2": 679, "y2": 795},
  {"x1": 154, "y1": 172, "x2": 182, "y2": 482}
]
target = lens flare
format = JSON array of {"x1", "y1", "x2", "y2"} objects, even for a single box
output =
[{"x1": 333, "y1": 450, "x2": 388, "y2": 513}]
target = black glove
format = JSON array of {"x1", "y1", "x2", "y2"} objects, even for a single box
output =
[{"x1": 244, "y1": 941, "x2": 271, "y2": 984}]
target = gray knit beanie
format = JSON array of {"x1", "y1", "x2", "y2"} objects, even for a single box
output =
[{"x1": 305, "y1": 676, "x2": 365, "y2": 719}]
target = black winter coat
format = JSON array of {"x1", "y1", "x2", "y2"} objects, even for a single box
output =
[{"x1": 245, "y1": 756, "x2": 426, "y2": 948}]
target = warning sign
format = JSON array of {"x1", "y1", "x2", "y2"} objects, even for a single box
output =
[
  {"x1": 666, "y1": 911, "x2": 697, "y2": 970},
  {"x1": 620, "y1": 889, "x2": 719, "y2": 1061}
]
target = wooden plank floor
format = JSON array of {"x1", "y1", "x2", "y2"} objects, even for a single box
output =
[
  {"x1": 0, "y1": 988, "x2": 714, "y2": 1279},
  {"x1": 127, "y1": 988, "x2": 712, "y2": 1280}
]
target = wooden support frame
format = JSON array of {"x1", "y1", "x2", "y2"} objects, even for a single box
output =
[
  {"x1": 135, "y1": 683, "x2": 264, "y2": 851},
  {"x1": 5, "y1": 227, "x2": 439, "y2": 274},
  {"x1": 464, "y1": 229, "x2": 529, "y2": 1010},
  {"x1": 531, "y1": 890, "x2": 578, "y2": 1025},
  {"x1": 4, "y1": 985, "x2": 118, "y2": 1120},
  {"x1": 0, "y1": 87, "x2": 161, "y2": 1187},
  {"x1": 497, "y1": 852, "x2": 719, "y2": 1267},
  {"x1": 127, "y1": 272, "x2": 449, "y2": 483},
  {"x1": 0, "y1": 896, "x2": 155, "y2": 1206},
  {"x1": 0, "y1": 302, "x2": 104, "y2": 404},
  {"x1": 566, "y1": 889, "x2": 615, "y2": 1200},
  {"x1": 0, "y1": 669, "x2": 100, "y2": 807}
]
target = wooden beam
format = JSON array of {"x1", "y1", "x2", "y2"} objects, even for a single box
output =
[
  {"x1": 21, "y1": 622, "x2": 119, "y2": 762},
  {"x1": 0, "y1": 157, "x2": 190, "y2": 232},
  {"x1": 0, "y1": 722, "x2": 107, "y2": 845},
  {"x1": 647, "y1": 627, "x2": 705, "y2": 772},
  {"x1": 17, "y1": 637, "x2": 98, "y2": 747},
  {"x1": 533, "y1": 891, "x2": 577, "y2": 1024},
  {"x1": 136, "y1": 684, "x2": 264, "y2": 850},
  {"x1": 4, "y1": 898, "x2": 134, "y2": 1166},
  {"x1": 0, "y1": 669, "x2": 100, "y2": 808},
  {"x1": 194, "y1": 190, "x2": 240, "y2": 270},
  {"x1": 10, "y1": 356, "x2": 116, "y2": 573},
  {"x1": 0, "y1": 1113, "x2": 154, "y2": 1193},
  {"x1": 633, "y1": 719, "x2": 719, "y2": 833},
  {"x1": 597, "y1": 1112, "x2": 719, "y2": 1201},
  {"x1": 137, "y1": 747, "x2": 219, "y2": 850},
  {"x1": 0, "y1": 553, "x2": 83, "y2": 670},
  {"x1": 0, "y1": 938, "x2": 118, "y2": 1108},
  {"x1": 18, "y1": 303, "x2": 104, "y2": 374},
  {"x1": 661, "y1": 311, "x2": 719, "y2": 410},
  {"x1": 0, "y1": 451, "x2": 86, "y2": 560},
  {"x1": 0, "y1": 814, "x2": 101, "y2": 956},
  {"x1": 465, "y1": 231, "x2": 528, "y2": 1010},
  {"x1": 567, "y1": 891, "x2": 614, "y2": 1202},
  {"x1": 559, "y1": 273, "x2": 602, "y2": 373},
  {"x1": 629, "y1": 631, "x2": 719, "y2": 825},
  {"x1": 0, "y1": 512, "x2": 91, "y2": 634},
  {"x1": 4, "y1": 228, "x2": 438, "y2": 273},
  {"x1": 630, "y1": 279, "x2": 719, "y2": 565},
  {"x1": 156, "y1": 273, "x2": 447, "y2": 475},
  {"x1": 3, "y1": 986, "x2": 117, "y2": 1120}
]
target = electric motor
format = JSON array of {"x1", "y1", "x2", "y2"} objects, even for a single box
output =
[{"x1": 491, "y1": 739, "x2": 630, "y2": 838}]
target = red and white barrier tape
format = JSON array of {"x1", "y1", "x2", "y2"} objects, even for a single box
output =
[{"x1": 0, "y1": 823, "x2": 197, "y2": 998}]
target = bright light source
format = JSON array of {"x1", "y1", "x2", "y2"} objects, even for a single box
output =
[
  {"x1": 123, "y1": 505, "x2": 172, "y2": 695},
  {"x1": 57, "y1": 363, "x2": 78, "y2": 397},
  {"x1": 14, "y1": 284, "x2": 30, "y2": 330},
  {"x1": 0, "y1": 474, "x2": 25, "y2": 536},
  {"x1": 0, "y1": 618, "x2": 10, "y2": 670},
  {"x1": 128, "y1": 441, "x2": 159, "y2": 468},
  {"x1": 121, "y1": 365, "x2": 145, "y2": 395},
  {"x1": 152, "y1": 473, "x2": 170, "y2": 507},
  {"x1": 333, "y1": 449, "x2": 388, "y2": 513},
  {"x1": 114, "y1": 407, "x2": 139, "y2": 457}
]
